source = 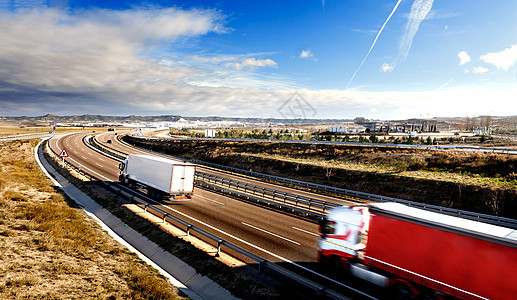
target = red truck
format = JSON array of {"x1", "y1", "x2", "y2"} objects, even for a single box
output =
[{"x1": 318, "y1": 202, "x2": 517, "y2": 299}]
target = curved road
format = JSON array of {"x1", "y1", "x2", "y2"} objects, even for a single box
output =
[{"x1": 49, "y1": 131, "x2": 336, "y2": 268}]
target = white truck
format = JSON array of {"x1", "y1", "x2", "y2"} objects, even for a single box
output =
[{"x1": 119, "y1": 155, "x2": 196, "y2": 201}]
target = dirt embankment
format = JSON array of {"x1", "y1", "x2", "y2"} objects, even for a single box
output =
[{"x1": 125, "y1": 137, "x2": 517, "y2": 219}]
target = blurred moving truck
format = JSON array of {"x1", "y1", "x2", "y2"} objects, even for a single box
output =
[
  {"x1": 119, "y1": 155, "x2": 195, "y2": 201},
  {"x1": 318, "y1": 202, "x2": 517, "y2": 299}
]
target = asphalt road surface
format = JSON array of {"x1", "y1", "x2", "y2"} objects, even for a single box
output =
[{"x1": 48, "y1": 131, "x2": 358, "y2": 268}]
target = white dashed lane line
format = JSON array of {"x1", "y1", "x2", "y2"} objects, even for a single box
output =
[
  {"x1": 194, "y1": 194, "x2": 225, "y2": 205},
  {"x1": 242, "y1": 222, "x2": 300, "y2": 245},
  {"x1": 292, "y1": 227, "x2": 319, "y2": 237}
]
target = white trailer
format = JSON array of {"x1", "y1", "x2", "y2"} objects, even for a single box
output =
[{"x1": 119, "y1": 155, "x2": 195, "y2": 201}]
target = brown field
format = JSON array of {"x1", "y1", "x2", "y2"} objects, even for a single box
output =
[
  {"x1": 0, "y1": 139, "x2": 182, "y2": 299},
  {"x1": 0, "y1": 126, "x2": 118, "y2": 137}
]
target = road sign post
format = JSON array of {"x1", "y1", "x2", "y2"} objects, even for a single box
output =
[{"x1": 59, "y1": 148, "x2": 69, "y2": 166}]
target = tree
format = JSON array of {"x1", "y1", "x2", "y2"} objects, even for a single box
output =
[
  {"x1": 325, "y1": 167, "x2": 335, "y2": 183},
  {"x1": 465, "y1": 116, "x2": 472, "y2": 131}
]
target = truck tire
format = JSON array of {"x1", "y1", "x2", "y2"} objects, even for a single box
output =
[
  {"x1": 326, "y1": 256, "x2": 345, "y2": 277},
  {"x1": 387, "y1": 281, "x2": 417, "y2": 300}
]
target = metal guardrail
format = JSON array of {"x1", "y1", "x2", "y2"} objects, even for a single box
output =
[
  {"x1": 43, "y1": 138, "x2": 367, "y2": 300},
  {"x1": 0, "y1": 132, "x2": 54, "y2": 143},
  {"x1": 196, "y1": 171, "x2": 338, "y2": 218}
]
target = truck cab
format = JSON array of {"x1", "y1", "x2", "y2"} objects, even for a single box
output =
[
  {"x1": 118, "y1": 159, "x2": 128, "y2": 183},
  {"x1": 318, "y1": 206, "x2": 368, "y2": 266}
]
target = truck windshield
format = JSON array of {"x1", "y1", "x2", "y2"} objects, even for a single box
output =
[{"x1": 320, "y1": 219, "x2": 336, "y2": 235}]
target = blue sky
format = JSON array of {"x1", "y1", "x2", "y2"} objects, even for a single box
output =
[{"x1": 1, "y1": 0, "x2": 516, "y2": 119}]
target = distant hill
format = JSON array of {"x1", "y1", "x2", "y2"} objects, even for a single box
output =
[
  {"x1": 0, "y1": 114, "x2": 354, "y2": 126},
  {"x1": 1, "y1": 114, "x2": 515, "y2": 128}
]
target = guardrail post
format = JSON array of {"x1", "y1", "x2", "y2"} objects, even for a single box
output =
[
  {"x1": 216, "y1": 240, "x2": 223, "y2": 257},
  {"x1": 144, "y1": 204, "x2": 148, "y2": 213},
  {"x1": 163, "y1": 213, "x2": 168, "y2": 223},
  {"x1": 186, "y1": 224, "x2": 193, "y2": 236},
  {"x1": 258, "y1": 259, "x2": 266, "y2": 274}
]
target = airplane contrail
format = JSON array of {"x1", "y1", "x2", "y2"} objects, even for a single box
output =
[
  {"x1": 436, "y1": 78, "x2": 453, "y2": 91},
  {"x1": 346, "y1": 0, "x2": 403, "y2": 89},
  {"x1": 399, "y1": 0, "x2": 434, "y2": 62}
]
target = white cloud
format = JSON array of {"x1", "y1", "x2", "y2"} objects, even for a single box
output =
[
  {"x1": 472, "y1": 66, "x2": 489, "y2": 74},
  {"x1": 0, "y1": 8, "x2": 222, "y2": 90},
  {"x1": 457, "y1": 51, "x2": 470, "y2": 65},
  {"x1": 480, "y1": 44, "x2": 517, "y2": 71},
  {"x1": 225, "y1": 58, "x2": 277, "y2": 70},
  {"x1": 299, "y1": 49, "x2": 313, "y2": 59},
  {"x1": 381, "y1": 63, "x2": 394, "y2": 72},
  {"x1": 1, "y1": 7, "x2": 516, "y2": 120}
]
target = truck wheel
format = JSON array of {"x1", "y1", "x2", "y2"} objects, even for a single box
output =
[
  {"x1": 327, "y1": 256, "x2": 344, "y2": 277},
  {"x1": 388, "y1": 281, "x2": 417, "y2": 300}
]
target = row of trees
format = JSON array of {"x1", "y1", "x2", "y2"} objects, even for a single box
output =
[{"x1": 465, "y1": 115, "x2": 492, "y2": 131}]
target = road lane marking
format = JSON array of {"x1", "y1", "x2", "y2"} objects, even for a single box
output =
[
  {"x1": 194, "y1": 194, "x2": 225, "y2": 205},
  {"x1": 66, "y1": 157, "x2": 111, "y2": 181},
  {"x1": 95, "y1": 163, "x2": 104, "y2": 168},
  {"x1": 98, "y1": 158, "x2": 105, "y2": 162},
  {"x1": 242, "y1": 222, "x2": 300, "y2": 245},
  {"x1": 292, "y1": 227, "x2": 319, "y2": 237},
  {"x1": 161, "y1": 205, "x2": 299, "y2": 261}
]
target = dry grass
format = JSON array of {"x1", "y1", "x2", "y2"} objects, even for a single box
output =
[
  {"x1": 240, "y1": 152, "x2": 517, "y2": 189},
  {"x1": 0, "y1": 139, "x2": 182, "y2": 299}
]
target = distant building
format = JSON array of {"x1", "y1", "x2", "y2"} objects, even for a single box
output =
[
  {"x1": 204, "y1": 129, "x2": 216, "y2": 138},
  {"x1": 329, "y1": 126, "x2": 348, "y2": 133}
]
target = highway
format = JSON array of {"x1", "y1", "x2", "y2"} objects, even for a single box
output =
[
  {"x1": 97, "y1": 131, "x2": 359, "y2": 207},
  {"x1": 48, "y1": 130, "x2": 358, "y2": 270}
]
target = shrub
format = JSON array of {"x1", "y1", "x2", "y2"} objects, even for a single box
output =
[
  {"x1": 393, "y1": 161, "x2": 408, "y2": 172},
  {"x1": 409, "y1": 156, "x2": 427, "y2": 170}
]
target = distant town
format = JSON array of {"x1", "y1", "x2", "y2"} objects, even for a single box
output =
[{"x1": 1, "y1": 114, "x2": 516, "y2": 137}]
